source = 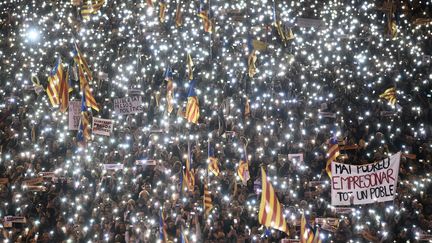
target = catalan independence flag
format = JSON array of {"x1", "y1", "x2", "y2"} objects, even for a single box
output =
[
  {"x1": 184, "y1": 143, "x2": 195, "y2": 192},
  {"x1": 379, "y1": 87, "x2": 397, "y2": 105},
  {"x1": 73, "y1": 43, "x2": 93, "y2": 82},
  {"x1": 197, "y1": 0, "x2": 212, "y2": 33},
  {"x1": 203, "y1": 183, "x2": 213, "y2": 216},
  {"x1": 325, "y1": 136, "x2": 340, "y2": 178},
  {"x1": 77, "y1": 90, "x2": 91, "y2": 146},
  {"x1": 81, "y1": 0, "x2": 105, "y2": 20},
  {"x1": 58, "y1": 66, "x2": 70, "y2": 113},
  {"x1": 300, "y1": 213, "x2": 321, "y2": 243},
  {"x1": 258, "y1": 167, "x2": 289, "y2": 234},
  {"x1": 175, "y1": 1, "x2": 182, "y2": 27},
  {"x1": 208, "y1": 146, "x2": 219, "y2": 176},
  {"x1": 187, "y1": 53, "x2": 193, "y2": 80},
  {"x1": 159, "y1": 209, "x2": 168, "y2": 242},
  {"x1": 237, "y1": 153, "x2": 250, "y2": 185},
  {"x1": 78, "y1": 64, "x2": 99, "y2": 112},
  {"x1": 185, "y1": 79, "x2": 199, "y2": 124},
  {"x1": 46, "y1": 58, "x2": 65, "y2": 107}
]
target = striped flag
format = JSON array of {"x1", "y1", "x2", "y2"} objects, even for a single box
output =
[
  {"x1": 237, "y1": 153, "x2": 250, "y2": 185},
  {"x1": 46, "y1": 58, "x2": 65, "y2": 107},
  {"x1": 203, "y1": 183, "x2": 213, "y2": 216},
  {"x1": 197, "y1": 0, "x2": 212, "y2": 33},
  {"x1": 175, "y1": 1, "x2": 182, "y2": 27},
  {"x1": 301, "y1": 213, "x2": 321, "y2": 243},
  {"x1": 77, "y1": 90, "x2": 91, "y2": 146},
  {"x1": 185, "y1": 80, "x2": 199, "y2": 124},
  {"x1": 73, "y1": 43, "x2": 93, "y2": 82},
  {"x1": 58, "y1": 66, "x2": 70, "y2": 113},
  {"x1": 159, "y1": 209, "x2": 168, "y2": 242},
  {"x1": 81, "y1": 0, "x2": 105, "y2": 20},
  {"x1": 326, "y1": 136, "x2": 340, "y2": 178},
  {"x1": 187, "y1": 53, "x2": 193, "y2": 80},
  {"x1": 78, "y1": 63, "x2": 99, "y2": 111},
  {"x1": 258, "y1": 167, "x2": 289, "y2": 234},
  {"x1": 164, "y1": 67, "x2": 174, "y2": 114},
  {"x1": 184, "y1": 144, "x2": 195, "y2": 192},
  {"x1": 208, "y1": 146, "x2": 219, "y2": 176},
  {"x1": 159, "y1": 0, "x2": 167, "y2": 23},
  {"x1": 379, "y1": 87, "x2": 397, "y2": 105}
]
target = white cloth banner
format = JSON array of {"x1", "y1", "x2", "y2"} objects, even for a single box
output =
[
  {"x1": 92, "y1": 118, "x2": 114, "y2": 136},
  {"x1": 331, "y1": 152, "x2": 401, "y2": 206},
  {"x1": 114, "y1": 96, "x2": 144, "y2": 115},
  {"x1": 68, "y1": 101, "x2": 81, "y2": 130},
  {"x1": 288, "y1": 153, "x2": 304, "y2": 164}
]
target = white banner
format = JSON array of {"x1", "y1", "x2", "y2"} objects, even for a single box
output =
[
  {"x1": 68, "y1": 101, "x2": 81, "y2": 130},
  {"x1": 331, "y1": 152, "x2": 401, "y2": 205},
  {"x1": 136, "y1": 159, "x2": 156, "y2": 166},
  {"x1": 114, "y1": 96, "x2": 144, "y2": 115},
  {"x1": 103, "y1": 164, "x2": 124, "y2": 170},
  {"x1": 4, "y1": 216, "x2": 26, "y2": 223},
  {"x1": 92, "y1": 118, "x2": 114, "y2": 136}
]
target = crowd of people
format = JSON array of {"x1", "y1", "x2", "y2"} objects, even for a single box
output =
[{"x1": 1, "y1": 0, "x2": 432, "y2": 242}]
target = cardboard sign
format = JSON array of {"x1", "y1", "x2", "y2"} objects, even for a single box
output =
[
  {"x1": 331, "y1": 152, "x2": 401, "y2": 205},
  {"x1": 39, "y1": 172, "x2": 56, "y2": 178},
  {"x1": 92, "y1": 118, "x2": 114, "y2": 136},
  {"x1": 68, "y1": 101, "x2": 81, "y2": 130},
  {"x1": 103, "y1": 164, "x2": 124, "y2": 170},
  {"x1": 114, "y1": 96, "x2": 144, "y2": 115}
]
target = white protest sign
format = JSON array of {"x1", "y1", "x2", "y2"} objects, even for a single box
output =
[
  {"x1": 331, "y1": 152, "x2": 401, "y2": 206},
  {"x1": 92, "y1": 118, "x2": 114, "y2": 136},
  {"x1": 68, "y1": 101, "x2": 81, "y2": 130},
  {"x1": 114, "y1": 96, "x2": 144, "y2": 115},
  {"x1": 288, "y1": 153, "x2": 304, "y2": 164},
  {"x1": 319, "y1": 111, "x2": 337, "y2": 118},
  {"x1": 103, "y1": 164, "x2": 124, "y2": 170}
]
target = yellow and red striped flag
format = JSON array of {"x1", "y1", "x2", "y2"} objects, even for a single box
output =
[
  {"x1": 325, "y1": 136, "x2": 340, "y2": 178},
  {"x1": 58, "y1": 66, "x2": 70, "y2": 113},
  {"x1": 203, "y1": 183, "x2": 213, "y2": 216},
  {"x1": 258, "y1": 167, "x2": 289, "y2": 234},
  {"x1": 78, "y1": 64, "x2": 99, "y2": 112},
  {"x1": 185, "y1": 80, "x2": 199, "y2": 124},
  {"x1": 81, "y1": 0, "x2": 105, "y2": 20},
  {"x1": 237, "y1": 156, "x2": 250, "y2": 185},
  {"x1": 175, "y1": 1, "x2": 182, "y2": 27},
  {"x1": 184, "y1": 144, "x2": 195, "y2": 192},
  {"x1": 77, "y1": 90, "x2": 92, "y2": 146},
  {"x1": 208, "y1": 147, "x2": 219, "y2": 176},
  {"x1": 73, "y1": 43, "x2": 93, "y2": 82},
  {"x1": 379, "y1": 87, "x2": 397, "y2": 105},
  {"x1": 46, "y1": 58, "x2": 65, "y2": 107},
  {"x1": 159, "y1": 0, "x2": 167, "y2": 23},
  {"x1": 197, "y1": 0, "x2": 212, "y2": 33},
  {"x1": 164, "y1": 67, "x2": 174, "y2": 114}
]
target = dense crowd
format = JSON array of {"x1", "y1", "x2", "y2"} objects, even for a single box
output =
[{"x1": 1, "y1": 0, "x2": 432, "y2": 242}]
